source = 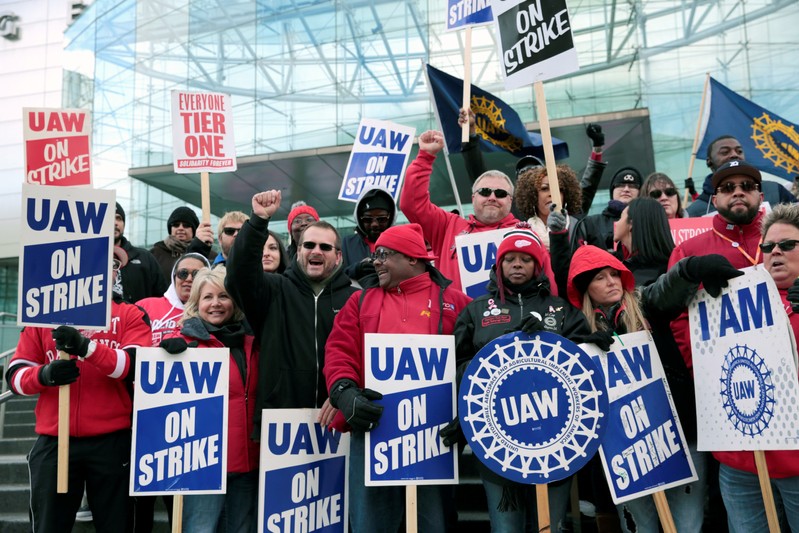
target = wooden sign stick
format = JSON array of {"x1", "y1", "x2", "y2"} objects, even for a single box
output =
[
  {"x1": 754, "y1": 450, "x2": 780, "y2": 533},
  {"x1": 461, "y1": 27, "x2": 472, "y2": 143},
  {"x1": 172, "y1": 494, "x2": 183, "y2": 533},
  {"x1": 406, "y1": 485, "x2": 418, "y2": 533},
  {"x1": 57, "y1": 349, "x2": 70, "y2": 493},
  {"x1": 685, "y1": 73, "x2": 711, "y2": 207},
  {"x1": 533, "y1": 82, "x2": 562, "y2": 210},
  {"x1": 536, "y1": 483, "x2": 550, "y2": 532},
  {"x1": 201, "y1": 171, "x2": 211, "y2": 224},
  {"x1": 652, "y1": 491, "x2": 677, "y2": 533}
]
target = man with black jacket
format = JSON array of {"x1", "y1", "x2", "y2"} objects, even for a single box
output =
[
  {"x1": 225, "y1": 189, "x2": 357, "y2": 433},
  {"x1": 114, "y1": 202, "x2": 167, "y2": 303}
]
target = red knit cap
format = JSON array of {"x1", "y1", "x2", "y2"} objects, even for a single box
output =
[
  {"x1": 375, "y1": 223, "x2": 437, "y2": 260},
  {"x1": 495, "y1": 223, "x2": 547, "y2": 301},
  {"x1": 287, "y1": 205, "x2": 319, "y2": 234}
]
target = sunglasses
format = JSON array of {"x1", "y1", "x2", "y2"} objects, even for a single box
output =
[
  {"x1": 302, "y1": 241, "x2": 336, "y2": 252},
  {"x1": 475, "y1": 187, "x2": 511, "y2": 199},
  {"x1": 372, "y1": 249, "x2": 398, "y2": 262},
  {"x1": 175, "y1": 268, "x2": 200, "y2": 281},
  {"x1": 222, "y1": 227, "x2": 240, "y2": 236},
  {"x1": 759, "y1": 239, "x2": 799, "y2": 253},
  {"x1": 360, "y1": 216, "x2": 390, "y2": 225},
  {"x1": 171, "y1": 221, "x2": 193, "y2": 229},
  {"x1": 649, "y1": 187, "x2": 678, "y2": 199},
  {"x1": 716, "y1": 181, "x2": 758, "y2": 194}
]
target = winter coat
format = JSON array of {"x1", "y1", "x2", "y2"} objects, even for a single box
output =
[
  {"x1": 173, "y1": 317, "x2": 259, "y2": 473},
  {"x1": 572, "y1": 200, "x2": 626, "y2": 252},
  {"x1": 225, "y1": 214, "x2": 358, "y2": 433},
  {"x1": 117, "y1": 236, "x2": 168, "y2": 303},
  {"x1": 151, "y1": 238, "x2": 215, "y2": 281},
  {"x1": 324, "y1": 268, "x2": 471, "y2": 431},
  {"x1": 6, "y1": 298, "x2": 151, "y2": 437},
  {"x1": 399, "y1": 150, "x2": 519, "y2": 291},
  {"x1": 137, "y1": 287, "x2": 185, "y2": 346}
]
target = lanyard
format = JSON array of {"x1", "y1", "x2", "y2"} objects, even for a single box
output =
[{"x1": 712, "y1": 228, "x2": 761, "y2": 265}]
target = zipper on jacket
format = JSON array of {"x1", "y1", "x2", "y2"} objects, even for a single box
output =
[
  {"x1": 518, "y1": 293, "x2": 524, "y2": 323},
  {"x1": 314, "y1": 293, "x2": 320, "y2": 406}
]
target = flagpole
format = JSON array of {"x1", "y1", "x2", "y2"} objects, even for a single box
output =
[
  {"x1": 422, "y1": 61, "x2": 465, "y2": 215},
  {"x1": 685, "y1": 73, "x2": 711, "y2": 207},
  {"x1": 461, "y1": 27, "x2": 472, "y2": 143},
  {"x1": 533, "y1": 82, "x2": 562, "y2": 209}
]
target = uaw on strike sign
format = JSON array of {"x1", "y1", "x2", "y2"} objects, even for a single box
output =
[
  {"x1": 23, "y1": 108, "x2": 92, "y2": 186},
  {"x1": 171, "y1": 91, "x2": 237, "y2": 173}
]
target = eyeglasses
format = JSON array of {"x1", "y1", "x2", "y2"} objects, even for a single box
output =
[
  {"x1": 372, "y1": 249, "x2": 398, "y2": 262},
  {"x1": 291, "y1": 215, "x2": 317, "y2": 227},
  {"x1": 616, "y1": 183, "x2": 640, "y2": 190},
  {"x1": 474, "y1": 187, "x2": 511, "y2": 199},
  {"x1": 222, "y1": 227, "x2": 240, "y2": 236},
  {"x1": 171, "y1": 221, "x2": 193, "y2": 229},
  {"x1": 360, "y1": 216, "x2": 390, "y2": 225},
  {"x1": 301, "y1": 241, "x2": 336, "y2": 252},
  {"x1": 759, "y1": 239, "x2": 799, "y2": 253},
  {"x1": 716, "y1": 181, "x2": 758, "y2": 194},
  {"x1": 649, "y1": 187, "x2": 678, "y2": 199},
  {"x1": 175, "y1": 268, "x2": 200, "y2": 280}
]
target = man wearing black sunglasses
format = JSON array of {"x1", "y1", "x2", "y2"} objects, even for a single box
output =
[
  {"x1": 226, "y1": 189, "x2": 358, "y2": 436},
  {"x1": 341, "y1": 187, "x2": 397, "y2": 281},
  {"x1": 400, "y1": 129, "x2": 520, "y2": 291}
]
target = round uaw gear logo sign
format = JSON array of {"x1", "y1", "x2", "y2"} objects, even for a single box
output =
[
  {"x1": 472, "y1": 95, "x2": 524, "y2": 153},
  {"x1": 751, "y1": 113, "x2": 799, "y2": 176},
  {"x1": 459, "y1": 331, "x2": 608, "y2": 484},
  {"x1": 719, "y1": 344, "x2": 775, "y2": 437}
]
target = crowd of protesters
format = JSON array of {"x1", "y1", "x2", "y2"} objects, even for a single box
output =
[{"x1": 5, "y1": 118, "x2": 799, "y2": 533}]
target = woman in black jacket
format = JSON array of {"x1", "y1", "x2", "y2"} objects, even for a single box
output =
[{"x1": 454, "y1": 223, "x2": 593, "y2": 533}]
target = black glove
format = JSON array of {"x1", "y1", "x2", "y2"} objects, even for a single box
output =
[
  {"x1": 159, "y1": 338, "x2": 198, "y2": 354},
  {"x1": 685, "y1": 177, "x2": 697, "y2": 196},
  {"x1": 351, "y1": 258, "x2": 377, "y2": 280},
  {"x1": 787, "y1": 278, "x2": 799, "y2": 313},
  {"x1": 520, "y1": 313, "x2": 545, "y2": 334},
  {"x1": 38, "y1": 358, "x2": 79, "y2": 386},
  {"x1": 329, "y1": 379, "x2": 383, "y2": 432},
  {"x1": 586, "y1": 123, "x2": 604, "y2": 147},
  {"x1": 684, "y1": 254, "x2": 743, "y2": 297},
  {"x1": 52, "y1": 326, "x2": 90, "y2": 357},
  {"x1": 582, "y1": 330, "x2": 615, "y2": 351},
  {"x1": 546, "y1": 203, "x2": 567, "y2": 233},
  {"x1": 440, "y1": 417, "x2": 461, "y2": 447}
]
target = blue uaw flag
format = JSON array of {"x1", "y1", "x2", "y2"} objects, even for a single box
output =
[
  {"x1": 425, "y1": 64, "x2": 569, "y2": 159},
  {"x1": 697, "y1": 77, "x2": 799, "y2": 181}
]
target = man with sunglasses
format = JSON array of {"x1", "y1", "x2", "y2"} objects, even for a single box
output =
[
  {"x1": 686, "y1": 135, "x2": 795, "y2": 217},
  {"x1": 151, "y1": 206, "x2": 216, "y2": 280},
  {"x1": 324, "y1": 223, "x2": 471, "y2": 532},
  {"x1": 400, "y1": 129, "x2": 519, "y2": 292},
  {"x1": 187, "y1": 210, "x2": 248, "y2": 267},
  {"x1": 226, "y1": 189, "x2": 358, "y2": 435},
  {"x1": 341, "y1": 187, "x2": 397, "y2": 281}
]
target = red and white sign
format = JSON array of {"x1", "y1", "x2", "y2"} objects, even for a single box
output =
[
  {"x1": 171, "y1": 91, "x2": 237, "y2": 173},
  {"x1": 23, "y1": 108, "x2": 92, "y2": 186},
  {"x1": 668, "y1": 217, "x2": 713, "y2": 247}
]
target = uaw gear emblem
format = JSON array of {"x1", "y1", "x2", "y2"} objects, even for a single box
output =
[
  {"x1": 719, "y1": 344, "x2": 775, "y2": 437},
  {"x1": 459, "y1": 331, "x2": 608, "y2": 484},
  {"x1": 751, "y1": 112, "x2": 799, "y2": 176},
  {"x1": 472, "y1": 95, "x2": 523, "y2": 153}
]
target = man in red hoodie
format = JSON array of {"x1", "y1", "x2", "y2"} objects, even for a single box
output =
[
  {"x1": 324, "y1": 223, "x2": 471, "y2": 532},
  {"x1": 400, "y1": 130, "x2": 519, "y2": 291}
]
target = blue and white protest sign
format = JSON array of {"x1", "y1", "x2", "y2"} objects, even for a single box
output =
[
  {"x1": 259, "y1": 409, "x2": 349, "y2": 533},
  {"x1": 18, "y1": 183, "x2": 114, "y2": 329},
  {"x1": 581, "y1": 331, "x2": 696, "y2": 504},
  {"x1": 689, "y1": 267, "x2": 799, "y2": 451},
  {"x1": 446, "y1": 0, "x2": 493, "y2": 31},
  {"x1": 130, "y1": 347, "x2": 229, "y2": 495},
  {"x1": 460, "y1": 331, "x2": 607, "y2": 484},
  {"x1": 491, "y1": 0, "x2": 579, "y2": 90},
  {"x1": 364, "y1": 333, "x2": 458, "y2": 486},
  {"x1": 455, "y1": 228, "x2": 504, "y2": 298},
  {"x1": 338, "y1": 118, "x2": 415, "y2": 203}
]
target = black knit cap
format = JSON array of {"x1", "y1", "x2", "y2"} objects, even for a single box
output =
[
  {"x1": 115, "y1": 202, "x2": 125, "y2": 223},
  {"x1": 609, "y1": 167, "x2": 643, "y2": 193},
  {"x1": 167, "y1": 206, "x2": 200, "y2": 234}
]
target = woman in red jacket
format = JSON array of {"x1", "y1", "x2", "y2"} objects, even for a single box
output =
[{"x1": 160, "y1": 266, "x2": 259, "y2": 533}]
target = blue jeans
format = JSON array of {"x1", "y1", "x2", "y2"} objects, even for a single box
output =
[
  {"x1": 617, "y1": 445, "x2": 707, "y2": 533},
  {"x1": 182, "y1": 470, "x2": 258, "y2": 533},
  {"x1": 349, "y1": 431, "x2": 452, "y2": 532},
  {"x1": 480, "y1": 468, "x2": 572, "y2": 533},
  {"x1": 719, "y1": 462, "x2": 799, "y2": 533}
]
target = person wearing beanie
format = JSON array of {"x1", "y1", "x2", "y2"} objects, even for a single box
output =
[
  {"x1": 286, "y1": 202, "x2": 320, "y2": 260},
  {"x1": 324, "y1": 222, "x2": 470, "y2": 532},
  {"x1": 573, "y1": 166, "x2": 643, "y2": 253},
  {"x1": 150, "y1": 206, "x2": 214, "y2": 280},
  {"x1": 341, "y1": 187, "x2": 397, "y2": 281},
  {"x1": 113, "y1": 202, "x2": 167, "y2": 303},
  {"x1": 451, "y1": 222, "x2": 592, "y2": 532}
]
